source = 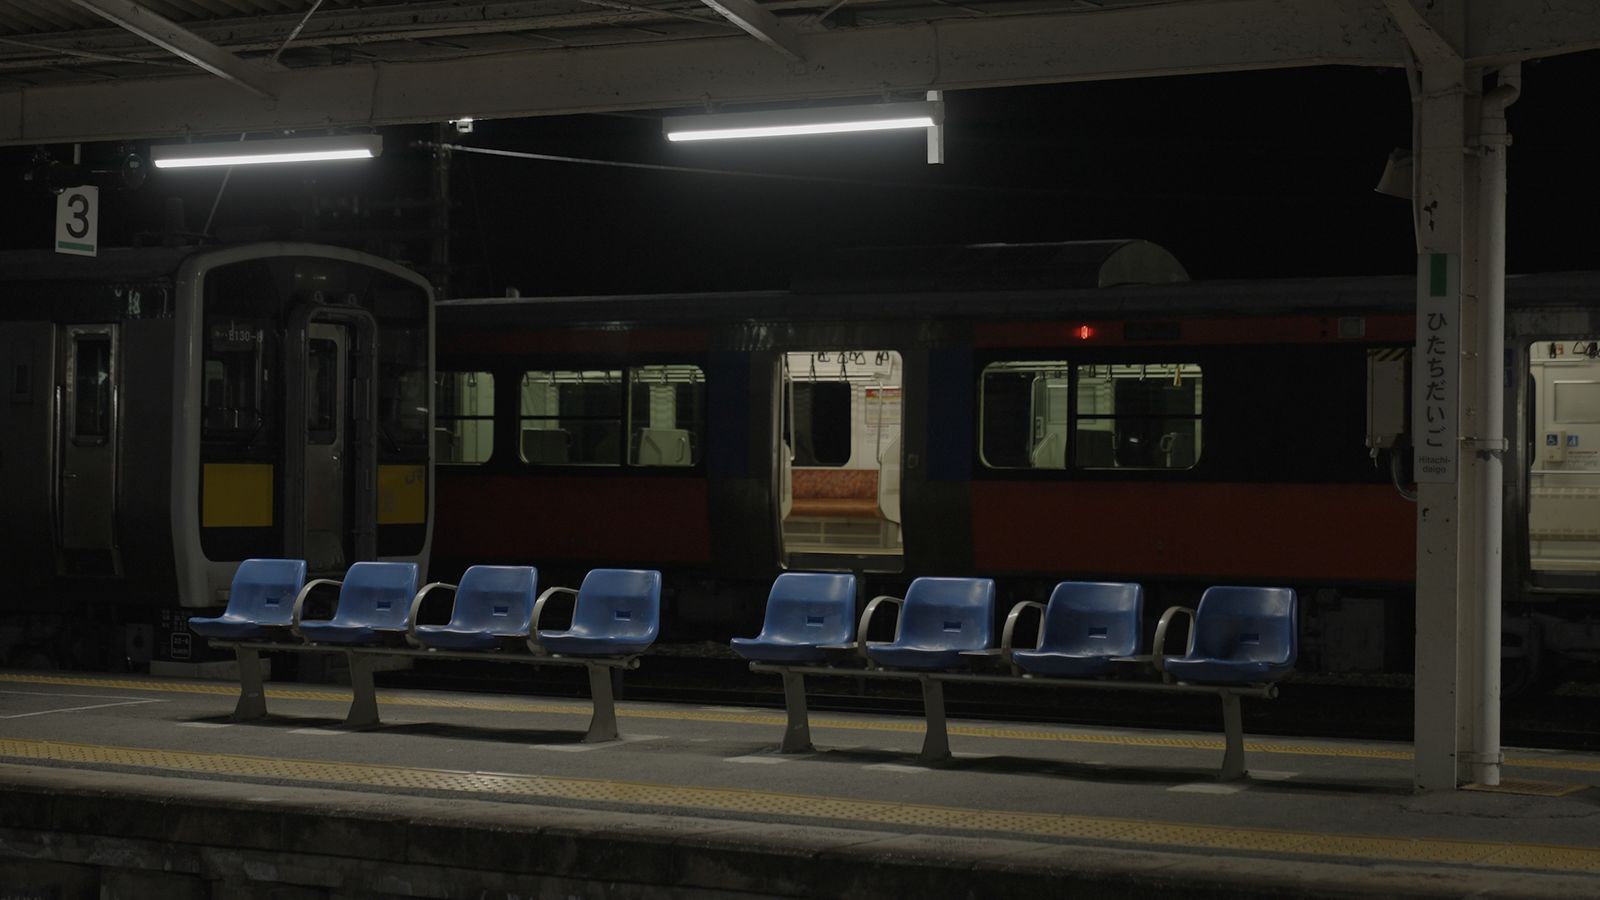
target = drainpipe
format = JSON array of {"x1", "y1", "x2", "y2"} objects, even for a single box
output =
[{"x1": 1473, "y1": 62, "x2": 1519, "y2": 787}]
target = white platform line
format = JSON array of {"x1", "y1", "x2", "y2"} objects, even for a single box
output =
[
  {"x1": 289, "y1": 727, "x2": 346, "y2": 735},
  {"x1": 864, "y1": 763, "x2": 929, "y2": 774},
  {"x1": 177, "y1": 722, "x2": 233, "y2": 729},
  {"x1": 726, "y1": 754, "x2": 788, "y2": 764},
  {"x1": 1249, "y1": 769, "x2": 1299, "y2": 781},
  {"x1": 0, "y1": 695, "x2": 165, "y2": 719}
]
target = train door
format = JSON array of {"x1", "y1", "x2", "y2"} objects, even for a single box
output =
[
  {"x1": 1526, "y1": 343, "x2": 1600, "y2": 580},
  {"x1": 304, "y1": 324, "x2": 348, "y2": 572},
  {"x1": 778, "y1": 349, "x2": 904, "y2": 570},
  {"x1": 58, "y1": 324, "x2": 120, "y2": 574}
]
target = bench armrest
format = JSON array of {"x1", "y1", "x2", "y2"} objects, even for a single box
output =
[
  {"x1": 528, "y1": 586, "x2": 579, "y2": 654},
  {"x1": 290, "y1": 578, "x2": 343, "y2": 641},
  {"x1": 854, "y1": 595, "x2": 903, "y2": 661},
  {"x1": 1152, "y1": 605, "x2": 1196, "y2": 683},
  {"x1": 1001, "y1": 600, "x2": 1047, "y2": 668},
  {"x1": 405, "y1": 581, "x2": 458, "y2": 648}
]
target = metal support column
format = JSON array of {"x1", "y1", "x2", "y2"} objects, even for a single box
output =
[
  {"x1": 778, "y1": 670, "x2": 814, "y2": 753},
  {"x1": 343, "y1": 651, "x2": 381, "y2": 728},
  {"x1": 583, "y1": 663, "x2": 620, "y2": 743},
  {"x1": 918, "y1": 675, "x2": 951, "y2": 762},
  {"x1": 230, "y1": 647, "x2": 268, "y2": 721},
  {"x1": 1218, "y1": 692, "x2": 1247, "y2": 782}
]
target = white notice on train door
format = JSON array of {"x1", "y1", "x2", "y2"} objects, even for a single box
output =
[{"x1": 55, "y1": 185, "x2": 99, "y2": 257}]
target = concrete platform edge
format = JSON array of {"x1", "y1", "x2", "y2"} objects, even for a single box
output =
[{"x1": 0, "y1": 762, "x2": 1592, "y2": 900}]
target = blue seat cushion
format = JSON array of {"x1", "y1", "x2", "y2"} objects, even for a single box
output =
[
  {"x1": 297, "y1": 622, "x2": 403, "y2": 646},
  {"x1": 730, "y1": 636, "x2": 831, "y2": 663},
  {"x1": 866, "y1": 645, "x2": 966, "y2": 670},
  {"x1": 413, "y1": 625, "x2": 513, "y2": 652},
  {"x1": 187, "y1": 615, "x2": 292, "y2": 641},
  {"x1": 538, "y1": 631, "x2": 651, "y2": 657},
  {"x1": 1011, "y1": 650, "x2": 1117, "y2": 678},
  {"x1": 1162, "y1": 656, "x2": 1292, "y2": 685}
]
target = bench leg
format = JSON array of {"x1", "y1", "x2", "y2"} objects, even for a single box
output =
[
  {"x1": 230, "y1": 647, "x2": 268, "y2": 721},
  {"x1": 918, "y1": 676, "x2": 951, "y2": 763},
  {"x1": 343, "y1": 652, "x2": 381, "y2": 729},
  {"x1": 583, "y1": 663, "x2": 620, "y2": 743},
  {"x1": 778, "y1": 670, "x2": 813, "y2": 754},
  {"x1": 1218, "y1": 691, "x2": 1247, "y2": 781}
]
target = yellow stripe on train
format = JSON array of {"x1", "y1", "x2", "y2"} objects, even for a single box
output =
[
  {"x1": 201, "y1": 463, "x2": 274, "y2": 528},
  {"x1": 378, "y1": 464, "x2": 427, "y2": 525}
]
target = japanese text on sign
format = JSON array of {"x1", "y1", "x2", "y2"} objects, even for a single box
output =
[{"x1": 1413, "y1": 253, "x2": 1457, "y2": 483}]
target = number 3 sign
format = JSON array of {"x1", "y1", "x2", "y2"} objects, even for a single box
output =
[{"x1": 56, "y1": 185, "x2": 99, "y2": 257}]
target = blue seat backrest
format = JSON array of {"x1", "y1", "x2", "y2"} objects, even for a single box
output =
[
  {"x1": 761, "y1": 572, "x2": 856, "y2": 645},
  {"x1": 1192, "y1": 586, "x2": 1297, "y2": 665},
  {"x1": 1042, "y1": 581, "x2": 1142, "y2": 657},
  {"x1": 573, "y1": 569, "x2": 661, "y2": 642},
  {"x1": 228, "y1": 559, "x2": 307, "y2": 626},
  {"x1": 335, "y1": 561, "x2": 420, "y2": 629},
  {"x1": 453, "y1": 565, "x2": 537, "y2": 631},
  {"x1": 899, "y1": 577, "x2": 995, "y2": 650}
]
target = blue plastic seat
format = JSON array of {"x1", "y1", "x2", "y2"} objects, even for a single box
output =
[
  {"x1": 865, "y1": 577, "x2": 995, "y2": 670},
  {"x1": 730, "y1": 573, "x2": 857, "y2": 663},
  {"x1": 297, "y1": 561, "x2": 420, "y2": 645},
  {"x1": 536, "y1": 569, "x2": 661, "y2": 657},
  {"x1": 187, "y1": 559, "x2": 308, "y2": 640},
  {"x1": 1162, "y1": 586, "x2": 1297, "y2": 685},
  {"x1": 1011, "y1": 581, "x2": 1143, "y2": 678},
  {"x1": 412, "y1": 566, "x2": 538, "y2": 651}
]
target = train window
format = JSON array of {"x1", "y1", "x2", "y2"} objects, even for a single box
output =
[
  {"x1": 306, "y1": 339, "x2": 338, "y2": 445},
  {"x1": 520, "y1": 370, "x2": 622, "y2": 465},
  {"x1": 379, "y1": 328, "x2": 430, "y2": 449},
  {"x1": 202, "y1": 319, "x2": 272, "y2": 442},
  {"x1": 434, "y1": 371, "x2": 495, "y2": 464},
  {"x1": 1075, "y1": 363, "x2": 1203, "y2": 469},
  {"x1": 628, "y1": 365, "x2": 704, "y2": 467},
  {"x1": 786, "y1": 382, "x2": 852, "y2": 467},
  {"x1": 72, "y1": 336, "x2": 111, "y2": 443},
  {"x1": 979, "y1": 360, "x2": 1203, "y2": 470}
]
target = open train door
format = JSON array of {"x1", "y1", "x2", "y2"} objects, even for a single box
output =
[
  {"x1": 285, "y1": 307, "x2": 379, "y2": 575},
  {"x1": 778, "y1": 350, "x2": 904, "y2": 572},
  {"x1": 58, "y1": 324, "x2": 120, "y2": 575}
]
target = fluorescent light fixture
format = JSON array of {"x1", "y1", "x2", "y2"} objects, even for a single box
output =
[
  {"x1": 664, "y1": 100, "x2": 943, "y2": 143},
  {"x1": 151, "y1": 134, "x2": 382, "y2": 169}
]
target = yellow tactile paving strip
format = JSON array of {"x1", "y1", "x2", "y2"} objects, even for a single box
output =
[
  {"x1": 1, "y1": 736, "x2": 1598, "y2": 875},
  {"x1": 3, "y1": 672, "x2": 1598, "y2": 775}
]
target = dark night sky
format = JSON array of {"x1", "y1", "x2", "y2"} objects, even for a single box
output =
[{"x1": 3, "y1": 50, "x2": 1597, "y2": 297}]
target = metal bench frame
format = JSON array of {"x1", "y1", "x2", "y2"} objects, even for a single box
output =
[{"x1": 214, "y1": 641, "x2": 639, "y2": 742}]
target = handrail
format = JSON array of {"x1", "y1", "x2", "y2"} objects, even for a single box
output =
[
  {"x1": 290, "y1": 578, "x2": 343, "y2": 641},
  {"x1": 405, "y1": 581, "x2": 458, "y2": 648},
  {"x1": 1152, "y1": 605, "x2": 1196, "y2": 683},
  {"x1": 529, "y1": 585, "x2": 579, "y2": 655},
  {"x1": 855, "y1": 594, "x2": 903, "y2": 661},
  {"x1": 1000, "y1": 600, "x2": 1047, "y2": 672}
]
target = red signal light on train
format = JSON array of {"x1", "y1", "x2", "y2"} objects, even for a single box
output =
[{"x1": 1075, "y1": 325, "x2": 1095, "y2": 340}]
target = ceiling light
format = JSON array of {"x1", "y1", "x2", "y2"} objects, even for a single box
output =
[
  {"x1": 151, "y1": 134, "x2": 382, "y2": 169},
  {"x1": 663, "y1": 100, "x2": 943, "y2": 142}
]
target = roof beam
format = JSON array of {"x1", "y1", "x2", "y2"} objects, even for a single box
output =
[
  {"x1": 66, "y1": 0, "x2": 277, "y2": 99},
  {"x1": 697, "y1": 0, "x2": 806, "y2": 61}
]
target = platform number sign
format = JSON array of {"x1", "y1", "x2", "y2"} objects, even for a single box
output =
[{"x1": 55, "y1": 185, "x2": 99, "y2": 257}]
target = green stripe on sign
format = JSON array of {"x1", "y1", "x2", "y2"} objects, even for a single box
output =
[
  {"x1": 56, "y1": 241, "x2": 94, "y2": 252},
  {"x1": 1430, "y1": 253, "x2": 1448, "y2": 297}
]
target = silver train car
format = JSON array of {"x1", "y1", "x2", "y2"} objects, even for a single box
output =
[{"x1": 0, "y1": 243, "x2": 434, "y2": 668}]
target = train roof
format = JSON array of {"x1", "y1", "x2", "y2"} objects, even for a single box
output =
[{"x1": 439, "y1": 269, "x2": 1600, "y2": 328}]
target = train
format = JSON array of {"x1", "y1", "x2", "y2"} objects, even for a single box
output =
[
  {"x1": 0, "y1": 243, "x2": 434, "y2": 669},
  {"x1": 430, "y1": 240, "x2": 1600, "y2": 689}
]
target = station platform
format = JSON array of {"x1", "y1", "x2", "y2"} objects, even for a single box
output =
[{"x1": 3, "y1": 668, "x2": 1599, "y2": 899}]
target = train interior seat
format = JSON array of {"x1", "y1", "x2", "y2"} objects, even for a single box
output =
[
  {"x1": 412, "y1": 565, "x2": 539, "y2": 652},
  {"x1": 535, "y1": 568, "x2": 662, "y2": 657},
  {"x1": 1159, "y1": 586, "x2": 1298, "y2": 685},
  {"x1": 636, "y1": 428, "x2": 692, "y2": 466},
  {"x1": 864, "y1": 577, "x2": 996, "y2": 670},
  {"x1": 787, "y1": 469, "x2": 881, "y2": 518},
  {"x1": 1009, "y1": 581, "x2": 1143, "y2": 678},
  {"x1": 730, "y1": 572, "x2": 858, "y2": 663},
  {"x1": 521, "y1": 428, "x2": 571, "y2": 464},
  {"x1": 296, "y1": 561, "x2": 421, "y2": 646},
  {"x1": 1029, "y1": 431, "x2": 1065, "y2": 469},
  {"x1": 187, "y1": 558, "x2": 308, "y2": 640}
]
